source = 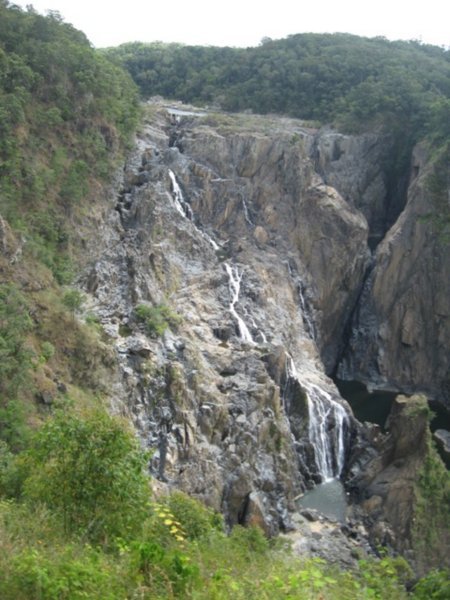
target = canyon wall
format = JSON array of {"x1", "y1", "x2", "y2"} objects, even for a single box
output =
[{"x1": 80, "y1": 104, "x2": 449, "y2": 536}]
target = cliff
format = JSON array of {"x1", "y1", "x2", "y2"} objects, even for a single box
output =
[
  {"x1": 79, "y1": 102, "x2": 449, "y2": 543},
  {"x1": 338, "y1": 143, "x2": 450, "y2": 407}
]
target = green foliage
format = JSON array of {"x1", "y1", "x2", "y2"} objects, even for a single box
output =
[
  {"x1": 23, "y1": 409, "x2": 150, "y2": 542},
  {"x1": 39, "y1": 341, "x2": 55, "y2": 362},
  {"x1": 0, "y1": 470, "x2": 444, "y2": 599},
  {"x1": 135, "y1": 302, "x2": 182, "y2": 337},
  {"x1": 0, "y1": 284, "x2": 33, "y2": 401},
  {"x1": 413, "y1": 434, "x2": 450, "y2": 567},
  {"x1": 356, "y1": 555, "x2": 413, "y2": 599},
  {"x1": 424, "y1": 141, "x2": 450, "y2": 241},
  {"x1": 412, "y1": 569, "x2": 450, "y2": 599},
  {"x1": 165, "y1": 491, "x2": 223, "y2": 540},
  {"x1": 61, "y1": 289, "x2": 84, "y2": 313},
  {"x1": 107, "y1": 34, "x2": 450, "y2": 138},
  {"x1": 0, "y1": 1, "x2": 139, "y2": 283},
  {"x1": 0, "y1": 400, "x2": 31, "y2": 453},
  {"x1": 0, "y1": 534, "x2": 133, "y2": 600}
]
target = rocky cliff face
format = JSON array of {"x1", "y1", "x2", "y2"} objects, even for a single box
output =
[
  {"x1": 338, "y1": 143, "x2": 450, "y2": 407},
  {"x1": 79, "y1": 102, "x2": 449, "y2": 537}
]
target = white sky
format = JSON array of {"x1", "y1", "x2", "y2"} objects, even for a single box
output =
[{"x1": 13, "y1": 0, "x2": 450, "y2": 49}]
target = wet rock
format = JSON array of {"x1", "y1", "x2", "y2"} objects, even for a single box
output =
[
  {"x1": 351, "y1": 395, "x2": 431, "y2": 561},
  {"x1": 77, "y1": 104, "x2": 393, "y2": 541},
  {"x1": 434, "y1": 429, "x2": 450, "y2": 463}
]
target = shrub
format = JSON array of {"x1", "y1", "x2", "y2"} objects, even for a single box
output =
[
  {"x1": 165, "y1": 491, "x2": 223, "y2": 540},
  {"x1": 23, "y1": 409, "x2": 151, "y2": 543},
  {"x1": 135, "y1": 303, "x2": 181, "y2": 337},
  {"x1": 0, "y1": 284, "x2": 33, "y2": 399},
  {"x1": 62, "y1": 289, "x2": 84, "y2": 313}
]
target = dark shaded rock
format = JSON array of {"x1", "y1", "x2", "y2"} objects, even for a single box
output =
[{"x1": 301, "y1": 508, "x2": 320, "y2": 522}]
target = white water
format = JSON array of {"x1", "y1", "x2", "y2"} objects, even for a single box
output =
[
  {"x1": 285, "y1": 355, "x2": 348, "y2": 481},
  {"x1": 249, "y1": 315, "x2": 267, "y2": 343},
  {"x1": 168, "y1": 169, "x2": 257, "y2": 342},
  {"x1": 224, "y1": 264, "x2": 254, "y2": 344},
  {"x1": 168, "y1": 170, "x2": 193, "y2": 220},
  {"x1": 284, "y1": 260, "x2": 316, "y2": 341}
]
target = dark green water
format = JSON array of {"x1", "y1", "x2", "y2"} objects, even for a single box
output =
[
  {"x1": 334, "y1": 379, "x2": 450, "y2": 433},
  {"x1": 334, "y1": 379, "x2": 396, "y2": 430},
  {"x1": 297, "y1": 479, "x2": 347, "y2": 522}
]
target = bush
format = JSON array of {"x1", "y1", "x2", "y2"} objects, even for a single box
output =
[
  {"x1": 165, "y1": 491, "x2": 223, "y2": 540},
  {"x1": 0, "y1": 284, "x2": 33, "y2": 399},
  {"x1": 135, "y1": 303, "x2": 181, "y2": 337},
  {"x1": 62, "y1": 289, "x2": 84, "y2": 313},
  {"x1": 413, "y1": 569, "x2": 450, "y2": 599},
  {"x1": 23, "y1": 409, "x2": 151, "y2": 543}
]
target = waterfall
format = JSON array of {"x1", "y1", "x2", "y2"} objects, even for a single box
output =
[
  {"x1": 304, "y1": 383, "x2": 348, "y2": 480},
  {"x1": 284, "y1": 260, "x2": 316, "y2": 341},
  {"x1": 169, "y1": 170, "x2": 193, "y2": 220},
  {"x1": 169, "y1": 169, "x2": 219, "y2": 251},
  {"x1": 168, "y1": 169, "x2": 256, "y2": 343},
  {"x1": 285, "y1": 355, "x2": 348, "y2": 481},
  {"x1": 224, "y1": 263, "x2": 254, "y2": 344}
]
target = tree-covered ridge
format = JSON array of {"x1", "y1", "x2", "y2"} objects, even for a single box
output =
[
  {"x1": 107, "y1": 33, "x2": 450, "y2": 239},
  {"x1": 106, "y1": 33, "x2": 450, "y2": 133},
  {"x1": 0, "y1": 0, "x2": 139, "y2": 283}
]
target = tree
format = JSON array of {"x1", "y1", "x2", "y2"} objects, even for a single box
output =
[{"x1": 24, "y1": 409, "x2": 151, "y2": 542}]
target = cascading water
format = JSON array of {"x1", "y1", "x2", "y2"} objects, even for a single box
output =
[
  {"x1": 241, "y1": 193, "x2": 254, "y2": 227},
  {"x1": 168, "y1": 169, "x2": 257, "y2": 342},
  {"x1": 286, "y1": 355, "x2": 349, "y2": 481},
  {"x1": 298, "y1": 281, "x2": 316, "y2": 341},
  {"x1": 224, "y1": 264, "x2": 254, "y2": 344},
  {"x1": 284, "y1": 260, "x2": 316, "y2": 341},
  {"x1": 169, "y1": 170, "x2": 193, "y2": 219},
  {"x1": 304, "y1": 383, "x2": 348, "y2": 480}
]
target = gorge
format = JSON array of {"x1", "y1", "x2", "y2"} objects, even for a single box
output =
[{"x1": 78, "y1": 101, "x2": 449, "y2": 571}]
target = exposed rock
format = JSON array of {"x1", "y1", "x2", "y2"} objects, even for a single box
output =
[
  {"x1": 339, "y1": 143, "x2": 450, "y2": 408},
  {"x1": 350, "y1": 395, "x2": 430, "y2": 558},
  {"x1": 315, "y1": 130, "x2": 396, "y2": 244},
  {"x1": 253, "y1": 225, "x2": 269, "y2": 245}
]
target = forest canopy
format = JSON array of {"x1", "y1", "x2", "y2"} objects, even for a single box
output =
[{"x1": 105, "y1": 33, "x2": 450, "y2": 138}]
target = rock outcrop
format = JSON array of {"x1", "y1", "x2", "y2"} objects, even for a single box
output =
[{"x1": 349, "y1": 394, "x2": 449, "y2": 574}]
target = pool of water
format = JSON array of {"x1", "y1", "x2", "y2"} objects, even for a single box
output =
[
  {"x1": 297, "y1": 478, "x2": 348, "y2": 522},
  {"x1": 334, "y1": 379, "x2": 450, "y2": 433}
]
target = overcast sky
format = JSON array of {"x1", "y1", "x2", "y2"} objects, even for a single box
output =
[{"x1": 13, "y1": 0, "x2": 450, "y2": 49}]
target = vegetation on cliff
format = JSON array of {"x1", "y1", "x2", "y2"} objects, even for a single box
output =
[
  {"x1": 0, "y1": 0, "x2": 139, "y2": 284},
  {"x1": 0, "y1": 0, "x2": 139, "y2": 445}
]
